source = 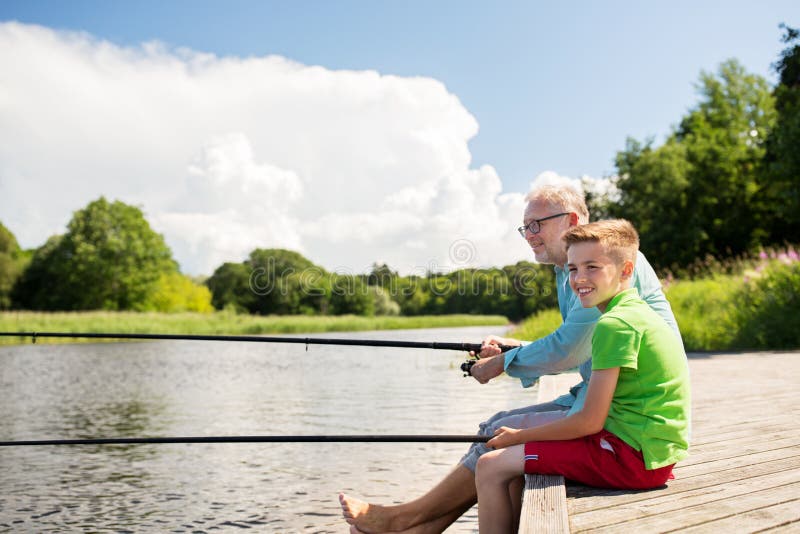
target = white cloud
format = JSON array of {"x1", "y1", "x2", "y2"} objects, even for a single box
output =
[{"x1": 0, "y1": 22, "x2": 546, "y2": 275}]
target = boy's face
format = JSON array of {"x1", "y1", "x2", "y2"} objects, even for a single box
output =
[{"x1": 567, "y1": 241, "x2": 632, "y2": 312}]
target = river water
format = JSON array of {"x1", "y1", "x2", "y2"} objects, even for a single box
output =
[{"x1": 0, "y1": 326, "x2": 544, "y2": 532}]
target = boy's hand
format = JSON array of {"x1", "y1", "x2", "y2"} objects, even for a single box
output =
[{"x1": 487, "y1": 426, "x2": 522, "y2": 449}]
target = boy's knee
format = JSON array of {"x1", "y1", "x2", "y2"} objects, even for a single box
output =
[{"x1": 475, "y1": 449, "x2": 501, "y2": 478}]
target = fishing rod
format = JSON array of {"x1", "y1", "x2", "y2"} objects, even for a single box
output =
[
  {"x1": 0, "y1": 331, "x2": 516, "y2": 376},
  {"x1": 0, "y1": 434, "x2": 490, "y2": 447}
]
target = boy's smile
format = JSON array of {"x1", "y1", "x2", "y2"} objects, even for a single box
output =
[{"x1": 567, "y1": 241, "x2": 632, "y2": 312}]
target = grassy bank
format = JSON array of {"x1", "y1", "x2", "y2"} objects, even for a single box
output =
[
  {"x1": 508, "y1": 308, "x2": 563, "y2": 341},
  {"x1": 0, "y1": 311, "x2": 509, "y2": 345},
  {"x1": 509, "y1": 251, "x2": 800, "y2": 352},
  {"x1": 666, "y1": 254, "x2": 799, "y2": 350}
]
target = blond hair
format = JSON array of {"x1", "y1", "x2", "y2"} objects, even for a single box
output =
[
  {"x1": 563, "y1": 219, "x2": 639, "y2": 264},
  {"x1": 525, "y1": 184, "x2": 590, "y2": 224}
]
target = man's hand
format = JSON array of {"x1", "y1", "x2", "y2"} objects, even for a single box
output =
[
  {"x1": 486, "y1": 426, "x2": 523, "y2": 449},
  {"x1": 466, "y1": 335, "x2": 522, "y2": 383},
  {"x1": 469, "y1": 354, "x2": 505, "y2": 384},
  {"x1": 475, "y1": 334, "x2": 522, "y2": 358}
]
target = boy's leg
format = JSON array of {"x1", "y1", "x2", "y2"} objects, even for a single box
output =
[
  {"x1": 508, "y1": 475, "x2": 525, "y2": 533},
  {"x1": 340, "y1": 402, "x2": 567, "y2": 532},
  {"x1": 475, "y1": 445, "x2": 526, "y2": 534}
]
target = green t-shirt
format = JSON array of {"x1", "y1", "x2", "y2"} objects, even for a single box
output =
[{"x1": 592, "y1": 288, "x2": 691, "y2": 469}]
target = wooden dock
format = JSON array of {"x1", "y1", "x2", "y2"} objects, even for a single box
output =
[{"x1": 520, "y1": 351, "x2": 800, "y2": 533}]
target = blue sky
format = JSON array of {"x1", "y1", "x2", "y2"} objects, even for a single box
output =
[
  {"x1": 1, "y1": 2, "x2": 798, "y2": 274},
  {"x1": 4, "y1": 1, "x2": 796, "y2": 191}
]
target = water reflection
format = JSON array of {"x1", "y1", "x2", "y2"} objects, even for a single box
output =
[{"x1": 0, "y1": 326, "x2": 536, "y2": 532}]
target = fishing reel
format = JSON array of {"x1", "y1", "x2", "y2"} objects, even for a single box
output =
[
  {"x1": 460, "y1": 343, "x2": 515, "y2": 377},
  {"x1": 461, "y1": 358, "x2": 478, "y2": 377}
]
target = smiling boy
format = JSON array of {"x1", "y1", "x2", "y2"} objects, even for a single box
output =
[{"x1": 475, "y1": 219, "x2": 691, "y2": 533}]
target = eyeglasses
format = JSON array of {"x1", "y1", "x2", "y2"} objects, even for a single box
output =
[{"x1": 517, "y1": 212, "x2": 570, "y2": 237}]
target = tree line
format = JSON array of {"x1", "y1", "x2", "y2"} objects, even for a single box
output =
[
  {"x1": 0, "y1": 198, "x2": 557, "y2": 320},
  {"x1": 587, "y1": 25, "x2": 799, "y2": 273},
  {"x1": 1, "y1": 26, "x2": 797, "y2": 317}
]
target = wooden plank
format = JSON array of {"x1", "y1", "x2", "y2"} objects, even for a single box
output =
[
  {"x1": 517, "y1": 373, "x2": 579, "y2": 533},
  {"x1": 675, "y1": 446, "x2": 800, "y2": 479},
  {"x1": 536, "y1": 372, "x2": 582, "y2": 403},
  {"x1": 691, "y1": 421, "x2": 796, "y2": 445},
  {"x1": 519, "y1": 474, "x2": 570, "y2": 534},
  {"x1": 568, "y1": 451, "x2": 800, "y2": 513},
  {"x1": 689, "y1": 430, "x2": 800, "y2": 454},
  {"x1": 678, "y1": 436, "x2": 800, "y2": 467},
  {"x1": 575, "y1": 483, "x2": 800, "y2": 532},
  {"x1": 563, "y1": 352, "x2": 799, "y2": 532},
  {"x1": 676, "y1": 498, "x2": 800, "y2": 533},
  {"x1": 757, "y1": 520, "x2": 800, "y2": 533},
  {"x1": 569, "y1": 467, "x2": 800, "y2": 530}
]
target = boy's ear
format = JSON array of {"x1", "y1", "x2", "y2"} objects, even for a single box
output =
[{"x1": 620, "y1": 260, "x2": 634, "y2": 280}]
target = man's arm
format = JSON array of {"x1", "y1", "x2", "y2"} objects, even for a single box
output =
[
  {"x1": 470, "y1": 300, "x2": 599, "y2": 385},
  {"x1": 502, "y1": 301, "x2": 600, "y2": 387}
]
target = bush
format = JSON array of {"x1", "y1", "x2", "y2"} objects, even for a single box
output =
[
  {"x1": 664, "y1": 275, "x2": 742, "y2": 351},
  {"x1": 140, "y1": 272, "x2": 214, "y2": 313},
  {"x1": 732, "y1": 258, "x2": 800, "y2": 349},
  {"x1": 665, "y1": 248, "x2": 800, "y2": 351},
  {"x1": 371, "y1": 286, "x2": 400, "y2": 316}
]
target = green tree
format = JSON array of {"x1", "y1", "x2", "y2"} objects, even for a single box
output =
[
  {"x1": 330, "y1": 275, "x2": 374, "y2": 316},
  {"x1": 206, "y1": 262, "x2": 255, "y2": 312},
  {"x1": 140, "y1": 272, "x2": 214, "y2": 313},
  {"x1": 761, "y1": 24, "x2": 800, "y2": 242},
  {"x1": 206, "y1": 262, "x2": 256, "y2": 312},
  {"x1": 503, "y1": 261, "x2": 557, "y2": 320},
  {"x1": 367, "y1": 262, "x2": 397, "y2": 287},
  {"x1": 370, "y1": 285, "x2": 400, "y2": 316},
  {"x1": 206, "y1": 249, "x2": 335, "y2": 315},
  {"x1": 611, "y1": 59, "x2": 776, "y2": 271},
  {"x1": 12, "y1": 197, "x2": 177, "y2": 310},
  {"x1": 393, "y1": 276, "x2": 430, "y2": 315},
  {"x1": 245, "y1": 248, "x2": 327, "y2": 315},
  {"x1": 0, "y1": 222, "x2": 27, "y2": 309},
  {"x1": 612, "y1": 138, "x2": 692, "y2": 270}
]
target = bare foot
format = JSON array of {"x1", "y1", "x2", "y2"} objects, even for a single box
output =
[
  {"x1": 350, "y1": 525, "x2": 367, "y2": 534},
  {"x1": 338, "y1": 492, "x2": 393, "y2": 533}
]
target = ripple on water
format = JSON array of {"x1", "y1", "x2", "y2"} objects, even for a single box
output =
[{"x1": 0, "y1": 326, "x2": 530, "y2": 532}]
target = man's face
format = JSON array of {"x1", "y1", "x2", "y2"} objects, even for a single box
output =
[{"x1": 522, "y1": 200, "x2": 572, "y2": 265}]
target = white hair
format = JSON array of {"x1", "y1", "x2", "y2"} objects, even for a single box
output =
[{"x1": 525, "y1": 175, "x2": 590, "y2": 223}]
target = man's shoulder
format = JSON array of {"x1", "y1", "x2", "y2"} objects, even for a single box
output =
[
  {"x1": 633, "y1": 251, "x2": 658, "y2": 278},
  {"x1": 632, "y1": 252, "x2": 666, "y2": 297}
]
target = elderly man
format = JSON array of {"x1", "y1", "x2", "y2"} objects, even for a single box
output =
[{"x1": 340, "y1": 183, "x2": 681, "y2": 534}]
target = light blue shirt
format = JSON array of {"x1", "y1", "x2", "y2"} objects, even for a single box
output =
[{"x1": 502, "y1": 250, "x2": 682, "y2": 415}]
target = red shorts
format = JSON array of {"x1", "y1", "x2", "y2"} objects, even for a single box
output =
[{"x1": 523, "y1": 430, "x2": 674, "y2": 490}]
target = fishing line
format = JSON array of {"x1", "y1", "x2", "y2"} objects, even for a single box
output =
[
  {"x1": 0, "y1": 331, "x2": 515, "y2": 375},
  {"x1": 0, "y1": 435, "x2": 490, "y2": 447},
  {"x1": 0, "y1": 331, "x2": 513, "y2": 353}
]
